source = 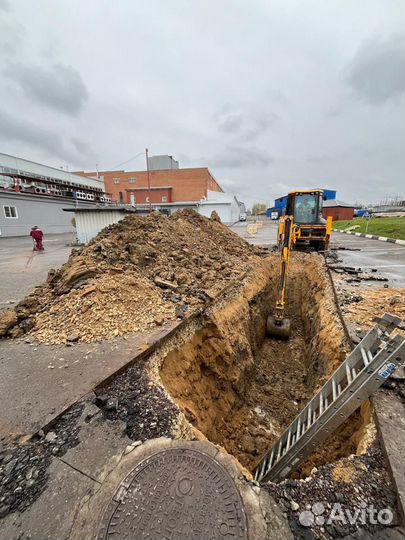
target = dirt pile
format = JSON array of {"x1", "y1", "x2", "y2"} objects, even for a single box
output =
[
  {"x1": 0, "y1": 210, "x2": 259, "y2": 343},
  {"x1": 31, "y1": 274, "x2": 176, "y2": 343},
  {"x1": 341, "y1": 286, "x2": 405, "y2": 329}
]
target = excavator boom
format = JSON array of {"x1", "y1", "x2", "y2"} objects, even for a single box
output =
[{"x1": 266, "y1": 215, "x2": 293, "y2": 338}]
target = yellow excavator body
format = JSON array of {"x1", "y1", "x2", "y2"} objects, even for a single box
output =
[{"x1": 266, "y1": 189, "x2": 332, "y2": 339}]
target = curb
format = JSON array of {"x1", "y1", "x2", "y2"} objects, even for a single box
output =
[{"x1": 332, "y1": 229, "x2": 405, "y2": 246}]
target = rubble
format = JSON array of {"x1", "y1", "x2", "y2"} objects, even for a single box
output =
[
  {"x1": 264, "y1": 444, "x2": 397, "y2": 539},
  {"x1": 0, "y1": 404, "x2": 83, "y2": 517}
]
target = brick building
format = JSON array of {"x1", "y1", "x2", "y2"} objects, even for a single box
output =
[
  {"x1": 322, "y1": 199, "x2": 354, "y2": 221},
  {"x1": 76, "y1": 166, "x2": 223, "y2": 205}
]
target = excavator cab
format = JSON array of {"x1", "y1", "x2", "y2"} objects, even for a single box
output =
[{"x1": 286, "y1": 189, "x2": 332, "y2": 250}]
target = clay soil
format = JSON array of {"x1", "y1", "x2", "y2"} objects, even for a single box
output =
[
  {"x1": 0, "y1": 210, "x2": 260, "y2": 344},
  {"x1": 160, "y1": 252, "x2": 352, "y2": 470}
]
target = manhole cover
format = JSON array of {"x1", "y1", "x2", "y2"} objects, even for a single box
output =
[{"x1": 98, "y1": 447, "x2": 248, "y2": 540}]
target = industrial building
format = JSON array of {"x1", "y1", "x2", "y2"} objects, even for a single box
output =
[
  {"x1": 76, "y1": 156, "x2": 224, "y2": 205},
  {"x1": 76, "y1": 155, "x2": 244, "y2": 226},
  {"x1": 0, "y1": 152, "x2": 109, "y2": 237},
  {"x1": 0, "y1": 152, "x2": 243, "y2": 237},
  {"x1": 322, "y1": 199, "x2": 354, "y2": 221}
]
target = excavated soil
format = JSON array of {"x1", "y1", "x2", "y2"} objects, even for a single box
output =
[
  {"x1": 0, "y1": 210, "x2": 261, "y2": 343},
  {"x1": 159, "y1": 252, "x2": 354, "y2": 470}
]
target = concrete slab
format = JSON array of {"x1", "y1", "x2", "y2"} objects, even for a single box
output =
[
  {"x1": 230, "y1": 221, "x2": 278, "y2": 246},
  {"x1": 0, "y1": 321, "x2": 180, "y2": 440},
  {"x1": 61, "y1": 400, "x2": 132, "y2": 483},
  {"x1": 0, "y1": 457, "x2": 96, "y2": 540},
  {"x1": 373, "y1": 389, "x2": 405, "y2": 524},
  {"x1": 0, "y1": 233, "x2": 74, "y2": 308}
]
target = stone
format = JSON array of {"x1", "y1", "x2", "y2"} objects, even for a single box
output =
[
  {"x1": 66, "y1": 334, "x2": 80, "y2": 343},
  {"x1": 45, "y1": 431, "x2": 58, "y2": 442},
  {"x1": 105, "y1": 398, "x2": 118, "y2": 411},
  {"x1": 94, "y1": 394, "x2": 109, "y2": 407},
  {"x1": 4, "y1": 458, "x2": 17, "y2": 476},
  {"x1": 0, "y1": 504, "x2": 10, "y2": 519},
  {"x1": 154, "y1": 277, "x2": 178, "y2": 290},
  {"x1": 0, "y1": 308, "x2": 18, "y2": 337},
  {"x1": 290, "y1": 500, "x2": 299, "y2": 511}
]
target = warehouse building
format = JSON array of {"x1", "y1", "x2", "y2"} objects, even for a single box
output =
[
  {"x1": 322, "y1": 199, "x2": 354, "y2": 221},
  {"x1": 0, "y1": 152, "x2": 108, "y2": 237}
]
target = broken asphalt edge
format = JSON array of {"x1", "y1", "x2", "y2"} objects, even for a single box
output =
[
  {"x1": 327, "y1": 260, "x2": 405, "y2": 525},
  {"x1": 332, "y1": 229, "x2": 405, "y2": 245}
]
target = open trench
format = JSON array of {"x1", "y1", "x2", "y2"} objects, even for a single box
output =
[{"x1": 158, "y1": 252, "x2": 373, "y2": 473}]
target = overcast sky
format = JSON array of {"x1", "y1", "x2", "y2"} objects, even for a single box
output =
[{"x1": 0, "y1": 0, "x2": 404, "y2": 206}]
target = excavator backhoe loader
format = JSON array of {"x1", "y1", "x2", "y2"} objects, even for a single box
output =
[{"x1": 266, "y1": 189, "x2": 332, "y2": 338}]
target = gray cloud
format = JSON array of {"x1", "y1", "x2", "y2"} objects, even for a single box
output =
[
  {"x1": 208, "y1": 146, "x2": 272, "y2": 168},
  {"x1": 216, "y1": 105, "x2": 277, "y2": 142},
  {"x1": 3, "y1": 62, "x2": 89, "y2": 114},
  {"x1": 0, "y1": 0, "x2": 10, "y2": 11},
  {"x1": 0, "y1": 1, "x2": 403, "y2": 205},
  {"x1": 0, "y1": 108, "x2": 93, "y2": 163},
  {"x1": 218, "y1": 113, "x2": 244, "y2": 133},
  {"x1": 344, "y1": 35, "x2": 405, "y2": 105}
]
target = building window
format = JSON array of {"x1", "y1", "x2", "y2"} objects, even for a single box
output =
[
  {"x1": 3, "y1": 205, "x2": 18, "y2": 219},
  {"x1": 161, "y1": 196, "x2": 167, "y2": 202},
  {"x1": 128, "y1": 177, "x2": 137, "y2": 184},
  {"x1": 113, "y1": 178, "x2": 121, "y2": 184}
]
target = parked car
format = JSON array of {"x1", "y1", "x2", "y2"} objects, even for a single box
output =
[{"x1": 239, "y1": 212, "x2": 247, "y2": 221}]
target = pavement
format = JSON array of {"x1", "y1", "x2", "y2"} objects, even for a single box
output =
[
  {"x1": 0, "y1": 321, "x2": 180, "y2": 441},
  {"x1": 231, "y1": 221, "x2": 405, "y2": 286},
  {"x1": 330, "y1": 231, "x2": 405, "y2": 286},
  {"x1": 0, "y1": 433, "x2": 293, "y2": 540},
  {"x1": 0, "y1": 233, "x2": 74, "y2": 308}
]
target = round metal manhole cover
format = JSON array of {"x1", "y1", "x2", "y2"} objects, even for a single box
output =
[{"x1": 98, "y1": 447, "x2": 248, "y2": 540}]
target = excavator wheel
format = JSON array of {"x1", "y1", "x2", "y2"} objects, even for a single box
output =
[{"x1": 266, "y1": 315, "x2": 291, "y2": 339}]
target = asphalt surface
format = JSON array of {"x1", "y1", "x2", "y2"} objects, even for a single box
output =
[
  {"x1": 0, "y1": 233, "x2": 74, "y2": 308},
  {"x1": 231, "y1": 221, "x2": 405, "y2": 286},
  {"x1": 331, "y1": 231, "x2": 405, "y2": 287}
]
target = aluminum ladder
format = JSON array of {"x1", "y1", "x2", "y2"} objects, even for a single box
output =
[{"x1": 254, "y1": 313, "x2": 405, "y2": 483}]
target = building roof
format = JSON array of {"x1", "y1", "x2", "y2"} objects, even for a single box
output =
[
  {"x1": 0, "y1": 152, "x2": 103, "y2": 190},
  {"x1": 323, "y1": 199, "x2": 354, "y2": 208},
  {"x1": 62, "y1": 206, "x2": 138, "y2": 213}
]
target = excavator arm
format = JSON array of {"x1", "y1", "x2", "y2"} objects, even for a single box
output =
[{"x1": 266, "y1": 215, "x2": 293, "y2": 338}]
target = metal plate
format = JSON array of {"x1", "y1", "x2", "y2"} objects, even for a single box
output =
[{"x1": 98, "y1": 447, "x2": 248, "y2": 540}]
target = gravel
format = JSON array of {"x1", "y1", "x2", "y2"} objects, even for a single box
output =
[
  {"x1": 94, "y1": 358, "x2": 179, "y2": 442},
  {"x1": 0, "y1": 404, "x2": 83, "y2": 518}
]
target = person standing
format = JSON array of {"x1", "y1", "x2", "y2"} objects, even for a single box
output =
[{"x1": 30, "y1": 226, "x2": 44, "y2": 251}]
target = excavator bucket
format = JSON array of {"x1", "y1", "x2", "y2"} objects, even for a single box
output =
[{"x1": 266, "y1": 315, "x2": 291, "y2": 339}]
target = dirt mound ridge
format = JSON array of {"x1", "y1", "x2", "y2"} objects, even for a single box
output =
[{"x1": 1, "y1": 210, "x2": 259, "y2": 343}]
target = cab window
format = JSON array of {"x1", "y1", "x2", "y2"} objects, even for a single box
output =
[{"x1": 294, "y1": 194, "x2": 317, "y2": 224}]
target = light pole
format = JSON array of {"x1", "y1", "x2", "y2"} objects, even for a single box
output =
[{"x1": 146, "y1": 148, "x2": 152, "y2": 213}]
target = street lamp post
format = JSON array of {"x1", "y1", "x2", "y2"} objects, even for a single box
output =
[{"x1": 146, "y1": 148, "x2": 152, "y2": 213}]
